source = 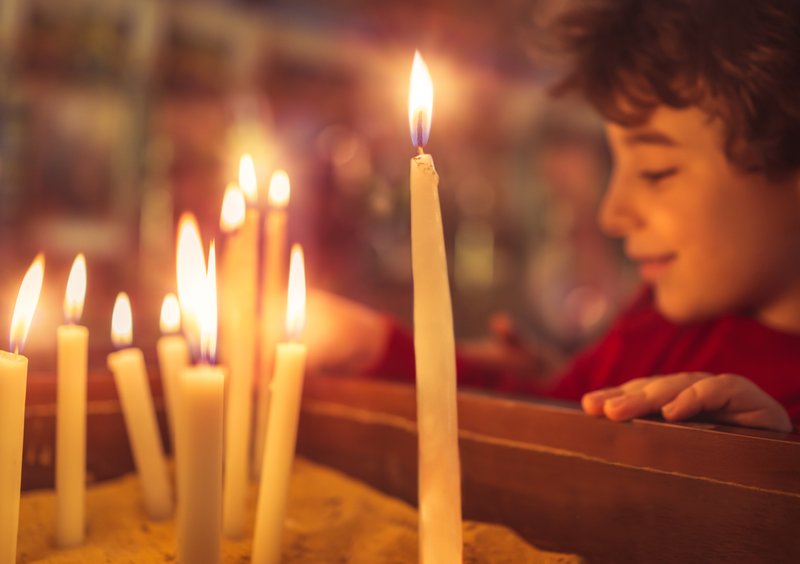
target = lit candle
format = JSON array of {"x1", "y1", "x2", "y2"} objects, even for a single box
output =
[
  {"x1": 156, "y1": 293, "x2": 189, "y2": 450},
  {"x1": 220, "y1": 154, "x2": 259, "y2": 367},
  {"x1": 0, "y1": 255, "x2": 44, "y2": 564},
  {"x1": 55, "y1": 254, "x2": 89, "y2": 547},
  {"x1": 254, "y1": 169, "x2": 290, "y2": 478},
  {"x1": 408, "y1": 51, "x2": 462, "y2": 563},
  {"x1": 175, "y1": 215, "x2": 225, "y2": 564},
  {"x1": 252, "y1": 244, "x2": 307, "y2": 564},
  {"x1": 219, "y1": 182, "x2": 257, "y2": 539},
  {"x1": 108, "y1": 292, "x2": 173, "y2": 521}
]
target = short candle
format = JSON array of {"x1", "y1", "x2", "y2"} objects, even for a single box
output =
[
  {"x1": 108, "y1": 292, "x2": 174, "y2": 521},
  {"x1": 175, "y1": 214, "x2": 225, "y2": 564},
  {"x1": 156, "y1": 292, "x2": 189, "y2": 450},
  {"x1": 55, "y1": 254, "x2": 89, "y2": 547},
  {"x1": 252, "y1": 244, "x2": 308, "y2": 564},
  {"x1": 0, "y1": 255, "x2": 44, "y2": 564}
]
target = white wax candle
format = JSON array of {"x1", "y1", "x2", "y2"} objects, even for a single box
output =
[
  {"x1": 174, "y1": 227, "x2": 224, "y2": 564},
  {"x1": 408, "y1": 52, "x2": 462, "y2": 563},
  {"x1": 251, "y1": 343, "x2": 306, "y2": 564},
  {"x1": 252, "y1": 244, "x2": 307, "y2": 564},
  {"x1": 108, "y1": 293, "x2": 173, "y2": 521},
  {"x1": 157, "y1": 293, "x2": 189, "y2": 449},
  {"x1": 254, "y1": 169, "x2": 290, "y2": 479},
  {"x1": 219, "y1": 184, "x2": 258, "y2": 539},
  {"x1": 55, "y1": 253, "x2": 89, "y2": 548},
  {"x1": 176, "y1": 364, "x2": 225, "y2": 564},
  {"x1": 156, "y1": 334, "x2": 188, "y2": 447},
  {"x1": 0, "y1": 351, "x2": 28, "y2": 564},
  {"x1": 1, "y1": 255, "x2": 44, "y2": 564},
  {"x1": 55, "y1": 324, "x2": 88, "y2": 547}
]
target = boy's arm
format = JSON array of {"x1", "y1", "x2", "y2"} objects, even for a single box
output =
[{"x1": 581, "y1": 373, "x2": 794, "y2": 433}]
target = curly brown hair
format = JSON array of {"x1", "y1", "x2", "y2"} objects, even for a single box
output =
[{"x1": 553, "y1": 0, "x2": 800, "y2": 177}]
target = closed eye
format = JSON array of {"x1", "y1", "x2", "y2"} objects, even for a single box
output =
[{"x1": 640, "y1": 167, "x2": 678, "y2": 183}]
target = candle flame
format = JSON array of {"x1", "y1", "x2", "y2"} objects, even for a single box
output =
[
  {"x1": 268, "y1": 169, "x2": 290, "y2": 208},
  {"x1": 9, "y1": 254, "x2": 45, "y2": 354},
  {"x1": 111, "y1": 292, "x2": 133, "y2": 348},
  {"x1": 176, "y1": 213, "x2": 207, "y2": 357},
  {"x1": 285, "y1": 244, "x2": 306, "y2": 341},
  {"x1": 220, "y1": 183, "x2": 247, "y2": 233},
  {"x1": 64, "y1": 253, "x2": 87, "y2": 324},
  {"x1": 408, "y1": 51, "x2": 433, "y2": 149},
  {"x1": 160, "y1": 293, "x2": 181, "y2": 334},
  {"x1": 239, "y1": 154, "x2": 258, "y2": 204},
  {"x1": 199, "y1": 240, "x2": 218, "y2": 363}
]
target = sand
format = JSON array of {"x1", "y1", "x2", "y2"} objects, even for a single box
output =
[{"x1": 17, "y1": 458, "x2": 581, "y2": 563}]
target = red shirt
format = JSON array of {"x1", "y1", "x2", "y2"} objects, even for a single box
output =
[{"x1": 368, "y1": 289, "x2": 800, "y2": 428}]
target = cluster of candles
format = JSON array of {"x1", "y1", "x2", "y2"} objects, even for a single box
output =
[{"x1": 0, "y1": 51, "x2": 462, "y2": 564}]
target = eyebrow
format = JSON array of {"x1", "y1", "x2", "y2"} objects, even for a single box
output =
[{"x1": 623, "y1": 130, "x2": 679, "y2": 147}]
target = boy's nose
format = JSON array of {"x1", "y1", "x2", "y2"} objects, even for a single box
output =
[{"x1": 597, "y1": 171, "x2": 642, "y2": 237}]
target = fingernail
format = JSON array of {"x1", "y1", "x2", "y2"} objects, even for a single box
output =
[
  {"x1": 585, "y1": 389, "x2": 614, "y2": 401},
  {"x1": 662, "y1": 402, "x2": 676, "y2": 416},
  {"x1": 607, "y1": 396, "x2": 628, "y2": 409}
]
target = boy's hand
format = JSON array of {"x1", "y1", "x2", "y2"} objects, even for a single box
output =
[
  {"x1": 581, "y1": 373, "x2": 792, "y2": 432},
  {"x1": 304, "y1": 290, "x2": 390, "y2": 375},
  {"x1": 458, "y1": 313, "x2": 564, "y2": 384}
]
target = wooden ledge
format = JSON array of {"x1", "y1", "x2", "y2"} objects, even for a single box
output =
[
  {"x1": 297, "y1": 375, "x2": 800, "y2": 563},
  {"x1": 19, "y1": 371, "x2": 800, "y2": 562}
]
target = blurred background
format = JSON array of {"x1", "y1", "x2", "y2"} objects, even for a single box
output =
[{"x1": 0, "y1": 0, "x2": 636, "y2": 373}]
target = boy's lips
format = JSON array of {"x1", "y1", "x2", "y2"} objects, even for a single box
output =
[{"x1": 631, "y1": 253, "x2": 677, "y2": 281}]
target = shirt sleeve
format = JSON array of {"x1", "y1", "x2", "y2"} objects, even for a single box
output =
[
  {"x1": 544, "y1": 287, "x2": 656, "y2": 402},
  {"x1": 362, "y1": 316, "x2": 546, "y2": 393}
]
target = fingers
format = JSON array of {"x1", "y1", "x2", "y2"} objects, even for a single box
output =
[
  {"x1": 662, "y1": 375, "x2": 793, "y2": 432},
  {"x1": 581, "y1": 377, "x2": 651, "y2": 416},
  {"x1": 581, "y1": 387, "x2": 625, "y2": 415},
  {"x1": 581, "y1": 373, "x2": 711, "y2": 421}
]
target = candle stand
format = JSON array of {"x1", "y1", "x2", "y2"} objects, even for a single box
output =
[{"x1": 18, "y1": 372, "x2": 800, "y2": 563}]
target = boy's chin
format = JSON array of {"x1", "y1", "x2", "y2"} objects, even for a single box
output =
[{"x1": 653, "y1": 290, "x2": 717, "y2": 324}]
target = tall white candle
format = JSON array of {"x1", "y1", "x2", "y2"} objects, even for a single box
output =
[
  {"x1": 252, "y1": 244, "x2": 307, "y2": 564},
  {"x1": 254, "y1": 169, "x2": 290, "y2": 478},
  {"x1": 0, "y1": 255, "x2": 44, "y2": 564},
  {"x1": 408, "y1": 51, "x2": 462, "y2": 563},
  {"x1": 219, "y1": 181, "x2": 258, "y2": 539},
  {"x1": 55, "y1": 254, "x2": 89, "y2": 547},
  {"x1": 175, "y1": 216, "x2": 224, "y2": 564},
  {"x1": 156, "y1": 293, "x2": 189, "y2": 450},
  {"x1": 108, "y1": 292, "x2": 173, "y2": 521}
]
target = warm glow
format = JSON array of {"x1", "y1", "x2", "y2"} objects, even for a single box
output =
[
  {"x1": 199, "y1": 241, "x2": 218, "y2": 363},
  {"x1": 239, "y1": 154, "x2": 258, "y2": 204},
  {"x1": 268, "y1": 169, "x2": 290, "y2": 207},
  {"x1": 176, "y1": 213, "x2": 207, "y2": 356},
  {"x1": 9, "y1": 254, "x2": 45, "y2": 354},
  {"x1": 111, "y1": 292, "x2": 133, "y2": 348},
  {"x1": 220, "y1": 183, "x2": 246, "y2": 233},
  {"x1": 408, "y1": 51, "x2": 433, "y2": 148},
  {"x1": 160, "y1": 293, "x2": 181, "y2": 334},
  {"x1": 64, "y1": 253, "x2": 87, "y2": 324},
  {"x1": 285, "y1": 244, "x2": 306, "y2": 341}
]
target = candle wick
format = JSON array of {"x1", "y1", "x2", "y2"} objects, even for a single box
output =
[
  {"x1": 415, "y1": 116, "x2": 426, "y2": 153},
  {"x1": 14, "y1": 345, "x2": 19, "y2": 356},
  {"x1": 417, "y1": 145, "x2": 424, "y2": 156}
]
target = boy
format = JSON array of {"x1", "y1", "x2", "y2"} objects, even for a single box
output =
[{"x1": 306, "y1": 0, "x2": 800, "y2": 433}]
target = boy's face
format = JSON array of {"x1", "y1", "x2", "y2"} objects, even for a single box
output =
[{"x1": 601, "y1": 106, "x2": 800, "y2": 327}]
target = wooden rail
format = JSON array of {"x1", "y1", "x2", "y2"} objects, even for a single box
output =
[{"x1": 296, "y1": 376, "x2": 800, "y2": 563}]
